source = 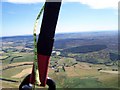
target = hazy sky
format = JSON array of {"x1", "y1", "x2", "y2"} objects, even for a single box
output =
[{"x1": 1, "y1": 0, "x2": 118, "y2": 36}]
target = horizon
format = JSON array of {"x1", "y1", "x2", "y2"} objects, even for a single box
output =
[{"x1": 1, "y1": 30, "x2": 118, "y2": 38}]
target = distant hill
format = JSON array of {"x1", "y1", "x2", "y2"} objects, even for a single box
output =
[
  {"x1": 55, "y1": 31, "x2": 117, "y2": 40},
  {"x1": 2, "y1": 35, "x2": 33, "y2": 41},
  {"x1": 62, "y1": 45, "x2": 107, "y2": 54},
  {"x1": 54, "y1": 31, "x2": 118, "y2": 51},
  {"x1": 2, "y1": 31, "x2": 118, "y2": 51},
  {"x1": 1, "y1": 31, "x2": 118, "y2": 65}
]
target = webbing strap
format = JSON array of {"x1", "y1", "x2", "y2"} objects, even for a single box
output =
[{"x1": 33, "y1": 4, "x2": 45, "y2": 90}]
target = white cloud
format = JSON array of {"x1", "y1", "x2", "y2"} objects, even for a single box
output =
[
  {"x1": 2, "y1": 0, "x2": 119, "y2": 9},
  {"x1": 76, "y1": 0, "x2": 119, "y2": 9},
  {"x1": 64, "y1": 0, "x2": 119, "y2": 9}
]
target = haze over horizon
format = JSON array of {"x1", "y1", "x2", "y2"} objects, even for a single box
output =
[{"x1": 2, "y1": 0, "x2": 118, "y2": 36}]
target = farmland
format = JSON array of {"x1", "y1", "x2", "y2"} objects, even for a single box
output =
[{"x1": 0, "y1": 31, "x2": 119, "y2": 89}]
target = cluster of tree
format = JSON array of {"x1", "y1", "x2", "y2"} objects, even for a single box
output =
[
  {"x1": 20, "y1": 49, "x2": 33, "y2": 53},
  {"x1": 60, "y1": 45, "x2": 119, "y2": 65},
  {"x1": 62, "y1": 45, "x2": 107, "y2": 54},
  {"x1": 2, "y1": 48, "x2": 18, "y2": 53},
  {"x1": 109, "y1": 53, "x2": 120, "y2": 61}
]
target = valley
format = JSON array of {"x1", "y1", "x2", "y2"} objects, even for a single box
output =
[{"x1": 0, "y1": 31, "x2": 119, "y2": 89}]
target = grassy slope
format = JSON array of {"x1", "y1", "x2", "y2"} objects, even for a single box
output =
[{"x1": 2, "y1": 55, "x2": 119, "y2": 88}]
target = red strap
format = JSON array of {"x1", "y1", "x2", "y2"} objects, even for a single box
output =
[
  {"x1": 30, "y1": 54, "x2": 50, "y2": 86},
  {"x1": 37, "y1": 54, "x2": 50, "y2": 86}
]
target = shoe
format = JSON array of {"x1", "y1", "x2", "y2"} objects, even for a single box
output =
[
  {"x1": 21, "y1": 84, "x2": 32, "y2": 90},
  {"x1": 19, "y1": 74, "x2": 32, "y2": 90}
]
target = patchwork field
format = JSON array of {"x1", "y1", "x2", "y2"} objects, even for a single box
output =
[
  {"x1": 1, "y1": 31, "x2": 119, "y2": 89},
  {"x1": 1, "y1": 57, "x2": 119, "y2": 89}
]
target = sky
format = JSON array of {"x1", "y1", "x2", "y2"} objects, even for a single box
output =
[{"x1": 1, "y1": 0, "x2": 119, "y2": 36}]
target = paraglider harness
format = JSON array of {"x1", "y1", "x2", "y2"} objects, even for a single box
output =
[{"x1": 19, "y1": 1, "x2": 62, "y2": 90}]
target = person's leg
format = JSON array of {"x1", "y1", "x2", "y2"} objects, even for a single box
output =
[
  {"x1": 29, "y1": 66, "x2": 35, "y2": 84},
  {"x1": 30, "y1": 1, "x2": 61, "y2": 87},
  {"x1": 37, "y1": 2, "x2": 62, "y2": 86},
  {"x1": 19, "y1": 1, "x2": 61, "y2": 89}
]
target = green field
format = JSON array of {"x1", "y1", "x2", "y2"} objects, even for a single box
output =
[
  {"x1": 1, "y1": 32, "x2": 119, "y2": 89},
  {"x1": 1, "y1": 54, "x2": 119, "y2": 89}
]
